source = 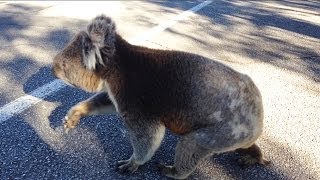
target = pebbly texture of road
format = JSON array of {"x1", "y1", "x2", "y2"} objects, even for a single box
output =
[{"x1": 0, "y1": 1, "x2": 319, "y2": 179}]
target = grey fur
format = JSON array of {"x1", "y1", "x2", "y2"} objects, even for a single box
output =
[{"x1": 52, "y1": 15, "x2": 269, "y2": 179}]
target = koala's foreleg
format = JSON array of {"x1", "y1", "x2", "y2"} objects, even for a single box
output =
[
  {"x1": 64, "y1": 92, "x2": 115, "y2": 132},
  {"x1": 117, "y1": 120, "x2": 165, "y2": 174}
]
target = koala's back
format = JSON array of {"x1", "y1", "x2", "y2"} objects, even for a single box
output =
[{"x1": 116, "y1": 46, "x2": 263, "y2": 135}]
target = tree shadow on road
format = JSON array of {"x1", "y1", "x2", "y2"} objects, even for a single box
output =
[
  {"x1": 149, "y1": 0, "x2": 320, "y2": 82},
  {"x1": 0, "y1": 3, "x2": 78, "y2": 105}
]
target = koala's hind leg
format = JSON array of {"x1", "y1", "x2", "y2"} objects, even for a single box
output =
[
  {"x1": 159, "y1": 125, "x2": 256, "y2": 179},
  {"x1": 236, "y1": 143, "x2": 270, "y2": 166},
  {"x1": 159, "y1": 133, "x2": 212, "y2": 180},
  {"x1": 117, "y1": 121, "x2": 165, "y2": 174},
  {"x1": 64, "y1": 92, "x2": 115, "y2": 132}
]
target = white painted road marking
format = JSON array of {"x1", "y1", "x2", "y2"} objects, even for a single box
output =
[
  {"x1": 129, "y1": 0, "x2": 213, "y2": 44},
  {"x1": 0, "y1": 0, "x2": 213, "y2": 123},
  {"x1": 0, "y1": 79, "x2": 66, "y2": 123}
]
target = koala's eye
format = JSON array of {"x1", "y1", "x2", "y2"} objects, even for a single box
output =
[{"x1": 62, "y1": 61, "x2": 67, "y2": 68}]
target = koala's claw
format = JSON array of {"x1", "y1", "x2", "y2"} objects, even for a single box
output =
[
  {"x1": 63, "y1": 111, "x2": 82, "y2": 133},
  {"x1": 63, "y1": 124, "x2": 71, "y2": 134},
  {"x1": 158, "y1": 163, "x2": 168, "y2": 173},
  {"x1": 237, "y1": 155, "x2": 271, "y2": 167},
  {"x1": 64, "y1": 127, "x2": 69, "y2": 134},
  {"x1": 116, "y1": 159, "x2": 131, "y2": 166},
  {"x1": 63, "y1": 116, "x2": 77, "y2": 134},
  {"x1": 158, "y1": 164, "x2": 177, "y2": 177},
  {"x1": 116, "y1": 159, "x2": 139, "y2": 174}
]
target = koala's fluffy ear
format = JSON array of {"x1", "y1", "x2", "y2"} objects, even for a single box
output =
[
  {"x1": 81, "y1": 32, "x2": 103, "y2": 70},
  {"x1": 81, "y1": 15, "x2": 116, "y2": 70},
  {"x1": 87, "y1": 15, "x2": 116, "y2": 61}
]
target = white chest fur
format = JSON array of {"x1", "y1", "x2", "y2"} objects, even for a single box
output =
[{"x1": 103, "y1": 80, "x2": 119, "y2": 112}]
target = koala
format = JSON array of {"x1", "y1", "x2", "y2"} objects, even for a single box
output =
[{"x1": 52, "y1": 15, "x2": 270, "y2": 179}]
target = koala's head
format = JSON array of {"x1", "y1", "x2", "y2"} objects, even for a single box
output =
[{"x1": 52, "y1": 15, "x2": 116, "y2": 92}]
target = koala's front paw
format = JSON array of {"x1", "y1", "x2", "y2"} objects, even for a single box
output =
[
  {"x1": 63, "y1": 109, "x2": 82, "y2": 134},
  {"x1": 116, "y1": 159, "x2": 139, "y2": 174}
]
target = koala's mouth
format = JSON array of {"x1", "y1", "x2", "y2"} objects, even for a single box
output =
[{"x1": 59, "y1": 78, "x2": 75, "y2": 88}]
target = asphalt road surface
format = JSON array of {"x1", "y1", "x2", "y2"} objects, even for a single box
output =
[{"x1": 0, "y1": 1, "x2": 319, "y2": 179}]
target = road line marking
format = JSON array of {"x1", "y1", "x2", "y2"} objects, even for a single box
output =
[
  {"x1": 129, "y1": 0, "x2": 212, "y2": 44},
  {"x1": 0, "y1": 79, "x2": 66, "y2": 123},
  {"x1": 0, "y1": 0, "x2": 213, "y2": 123}
]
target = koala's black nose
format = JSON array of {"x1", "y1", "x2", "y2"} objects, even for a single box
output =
[{"x1": 52, "y1": 65, "x2": 57, "y2": 78}]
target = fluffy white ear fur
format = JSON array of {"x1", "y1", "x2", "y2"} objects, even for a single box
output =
[
  {"x1": 82, "y1": 15, "x2": 116, "y2": 70},
  {"x1": 82, "y1": 46, "x2": 104, "y2": 70},
  {"x1": 87, "y1": 15, "x2": 116, "y2": 49}
]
